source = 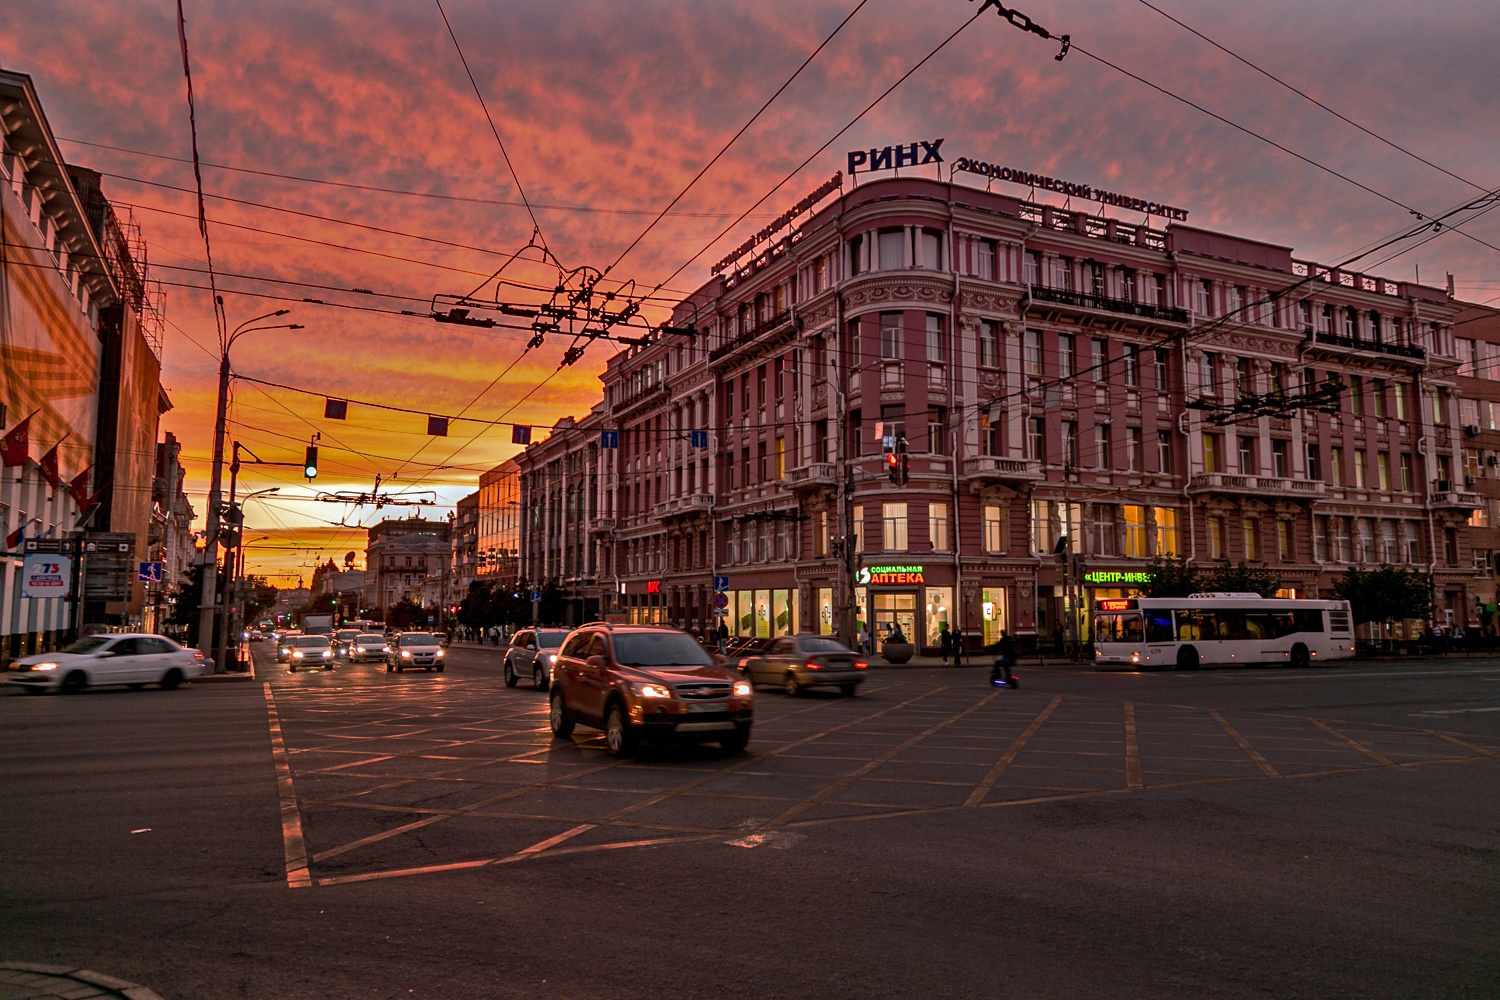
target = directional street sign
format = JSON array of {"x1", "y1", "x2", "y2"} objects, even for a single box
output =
[
  {"x1": 714, "y1": 609, "x2": 729, "y2": 618},
  {"x1": 530, "y1": 590, "x2": 542, "y2": 603},
  {"x1": 713, "y1": 592, "x2": 729, "y2": 609},
  {"x1": 137, "y1": 561, "x2": 165, "y2": 583},
  {"x1": 713, "y1": 575, "x2": 730, "y2": 591}
]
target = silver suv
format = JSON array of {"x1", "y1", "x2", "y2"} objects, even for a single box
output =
[{"x1": 504, "y1": 628, "x2": 569, "y2": 690}]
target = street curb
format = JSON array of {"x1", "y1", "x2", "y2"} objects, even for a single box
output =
[
  {"x1": 194, "y1": 670, "x2": 256, "y2": 682},
  {"x1": 1, "y1": 961, "x2": 165, "y2": 999}
]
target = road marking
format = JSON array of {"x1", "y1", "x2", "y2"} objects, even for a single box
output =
[
  {"x1": 1411, "y1": 706, "x2": 1500, "y2": 716},
  {"x1": 263, "y1": 683, "x2": 311, "y2": 889},
  {"x1": 1209, "y1": 710, "x2": 1280, "y2": 777},
  {"x1": 1123, "y1": 702, "x2": 1143, "y2": 790},
  {"x1": 1307, "y1": 718, "x2": 1393, "y2": 766},
  {"x1": 1422, "y1": 730, "x2": 1493, "y2": 755},
  {"x1": 516, "y1": 824, "x2": 597, "y2": 854},
  {"x1": 964, "y1": 694, "x2": 1064, "y2": 807}
]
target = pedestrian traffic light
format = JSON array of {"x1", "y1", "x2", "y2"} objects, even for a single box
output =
[
  {"x1": 303, "y1": 445, "x2": 318, "y2": 479},
  {"x1": 885, "y1": 451, "x2": 901, "y2": 484}
]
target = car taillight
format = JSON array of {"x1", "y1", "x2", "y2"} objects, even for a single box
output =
[
  {"x1": 854, "y1": 661, "x2": 868, "y2": 670},
  {"x1": 804, "y1": 661, "x2": 822, "y2": 671},
  {"x1": 192, "y1": 651, "x2": 205, "y2": 660}
]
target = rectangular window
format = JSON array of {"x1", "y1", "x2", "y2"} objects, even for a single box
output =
[
  {"x1": 983, "y1": 504, "x2": 1006, "y2": 554},
  {"x1": 1238, "y1": 435, "x2": 1256, "y2": 475},
  {"x1": 1204, "y1": 433, "x2": 1223, "y2": 474},
  {"x1": 880, "y1": 312, "x2": 903, "y2": 359},
  {"x1": 1153, "y1": 507, "x2": 1178, "y2": 558},
  {"x1": 1023, "y1": 250, "x2": 1039, "y2": 286},
  {"x1": 813, "y1": 511, "x2": 828, "y2": 557},
  {"x1": 1394, "y1": 383, "x2": 1407, "y2": 421},
  {"x1": 1400, "y1": 452, "x2": 1413, "y2": 492},
  {"x1": 1237, "y1": 358, "x2": 1254, "y2": 399},
  {"x1": 878, "y1": 229, "x2": 905, "y2": 270},
  {"x1": 928, "y1": 503, "x2": 950, "y2": 552},
  {"x1": 1462, "y1": 398, "x2": 1480, "y2": 427},
  {"x1": 1032, "y1": 499, "x2": 1055, "y2": 554},
  {"x1": 1277, "y1": 520, "x2": 1294, "y2": 562},
  {"x1": 1123, "y1": 344, "x2": 1139, "y2": 387},
  {"x1": 981, "y1": 408, "x2": 1000, "y2": 456},
  {"x1": 1432, "y1": 389, "x2": 1445, "y2": 424},
  {"x1": 1372, "y1": 379, "x2": 1387, "y2": 417},
  {"x1": 918, "y1": 229, "x2": 941, "y2": 270},
  {"x1": 1307, "y1": 443, "x2": 1321, "y2": 482},
  {"x1": 1405, "y1": 521, "x2": 1421, "y2": 563},
  {"x1": 1272, "y1": 439, "x2": 1289, "y2": 478},
  {"x1": 927, "y1": 406, "x2": 947, "y2": 454},
  {"x1": 1377, "y1": 451, "x2": 1391, "y2": 491},
  {"x1": 1154, "y1": 349, "x2": 1169, "y2": 391},
  {"x1": 1091, "y1": 338, "x2": 1107, "y2": 383},
  {"x1": 1200, "y1": 353, "x2": 1217, "y2": 396},
  {"x1": 1243, "y1": 518, "x2": 1260, "y2": 560},
  {"x1": 1381, "y1": 520, "x2": 1399, "y2": 562},
  {"x1": 774, "y1": 437, "x2": 786, "y2": 479},
  {"x1": 1207, "y1": 516, "x2": 1225, "y2": 559},
  {"x1": 1330, "y1": 446, "x2": 1344, "y2": 486},
  {"x1": 926, "y1": 313, "x2": 945, "y2": 362},
  {"x1": 1126, "y1": 427, "x2": 1143, "y2": 472},
  {"x1": 1063, "y1": 420, "x2": 1078, "y2": 467},
  {"x1": 977, "y1": 239, "x2": 995, "y2": 280},
  {"x1": 1023, "y1": 330, "x2": 1043, "y2": 375},
  {"x1": 1157, "y1": 431, "x2": 1172, "y2": 475},
  {"x1": 852, "y1": 505, "x2": 864, "y2": 552},
  {"x1": 882, "y1": 502, "x2": 909, "y2": 551},
  {"x1": 1093, "y1": 505, "x2": 1118, "y2": 556},
  {"x1": 979, "y1": 320, "x2": 1000, "y2": 368},
  {"x1": 1123, "y1": 506, "x2": 1148, "y2": 557},
  {"x1": 1348, "y1": 374, "x2": 1363, "y2": 415},
  {"x1": 1057, "y1": 333, "x2": 1075, "y2": 379},
  {"x1": 1353, "y1": 448, "x2": 1367, "y2": 488},
  {"x1": 1094, "y1": 423, "x2": 1112, "y2": 469},
  {"x1": 1030, "y1": 418, "x2": 1047, "y2": 463}
]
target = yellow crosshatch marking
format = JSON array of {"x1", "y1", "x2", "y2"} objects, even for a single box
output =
[{"x1": 262, "y1": 677, "x2": 1500, "y2": 888}]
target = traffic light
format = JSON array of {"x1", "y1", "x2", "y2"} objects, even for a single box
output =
[
  {"x1": 898, "y1": 451, "x2": 910, "y2": 486},
  {"x1": 885, "y1": 451, "x2": 901, "y2": 484},
  {"x1": 896, "y1": 435, "x2": 909, "y2": 486},
  {"x1": 303, "y1": 445, "x2": 319, "y2": 479}
]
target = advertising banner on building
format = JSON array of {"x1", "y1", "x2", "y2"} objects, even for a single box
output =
[{"x1": 22, "y1": 554, "x2": 72, "y2": 598}]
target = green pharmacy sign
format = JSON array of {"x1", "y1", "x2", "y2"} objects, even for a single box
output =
[{"x1": 1083, "y1": 571, "x2": 1150, "y2": 585}]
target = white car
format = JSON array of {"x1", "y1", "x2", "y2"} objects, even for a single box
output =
[
  {"x1": 7, "y1": 633, "x2": 209, "y2": 694},
  {"x1": 386, "y1": 632, "x2": 446, "y2": 672}
]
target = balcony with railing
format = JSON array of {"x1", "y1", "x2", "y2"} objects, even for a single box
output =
[
  {"x1": 1430, "y1": 488, "x2": 1482, "y2": 510},
  {"x1": 960, "y1": 456, "x2": 1044, "y2": 484},
  {"x1": 651, "y1": 494, "x2": 715, "y2": 520},
  {"x1": 1027, "y1": 285, "x2": 1188, "y2": 324},
  {"x1": 1187, "y1": 473, "x2": 1325, "y2": 498},
  {"x1": 1307, "y1": 329, "x2": 1425, "y2": 361},
  {"x1": 784, "y1": 462, "x2": 837, "y2": 491},
  {"x1": 709, "y1": 309, "x2": 796, "y2": 361}
]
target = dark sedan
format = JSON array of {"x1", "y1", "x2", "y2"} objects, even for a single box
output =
[{"x1": 740, "y1": 635, "x2": 867, "y2": 696}]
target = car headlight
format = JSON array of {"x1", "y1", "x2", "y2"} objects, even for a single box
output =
[
  {"x1": 354, "y1": 647, "x2": 365, "y2": 654},
  {"x1": 31, "y1": 662, "x2": 59, "y2": 672},
  {"x1": 435, "y1": 649, "x2": 445, "y2": 657},
  {"x1": 634, "y1": 683, "x2": 672, "y2": 698},
  {"x1": 401, "y1": 650, "x2": 412, "y2": 658},
  {"x1": 733, "y1": 681, "x2": 752, "y2": 697},
  {"x1": 322, "y1": 650, "x2": 332, "y2": 658},
  {"x1": 292, "y1": 651, "x2": 304, "y2": 659}
]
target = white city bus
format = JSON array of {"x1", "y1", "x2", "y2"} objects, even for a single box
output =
[{"x1": 1092, "y1": 593, "x2": 1355, "y2": 670}]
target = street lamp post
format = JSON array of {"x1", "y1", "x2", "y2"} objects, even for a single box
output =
[
  {"x1": 219, "y1": 486, "x2": 278, "y2": 670},
  {"x1": 196, "y1": 308, "x2": 302, "y2": 671}
]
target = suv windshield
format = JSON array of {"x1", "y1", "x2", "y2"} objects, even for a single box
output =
[
  {"x1": 538, "y1": 630, "x2": 568, "y2": 648},
  {"x1": 63, "y1": 636, "x2": 112, "y2": 655},
  {"x1": 336, "y1": 630, "x2": 359, "y2": 640},
  {"x1": 401, "y1": 633, "x2": 436, "y2": 645},
  {"x1": 292, "y1": 636, "x2": 330, "y2": 648},
  {"x1": 612, "y1": 632, "x2": 717, "y2": 668}
]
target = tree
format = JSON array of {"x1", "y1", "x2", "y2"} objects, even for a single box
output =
[
  {"x1": 241, "y1": 576, "x2": 279, "y2": 627},
  {"x1": 1200, "y1": 561, "x2": 1281, "y2": 598},
  {"x1": 1139, "y1": 557, "x2": 1200, "y2": 598},
  {"x1": 1330, "y1": 566, "x2": 1433, "y2": 627},
  {"x1": 386, "y1": 598, "x2": 427, "y2": 631}
]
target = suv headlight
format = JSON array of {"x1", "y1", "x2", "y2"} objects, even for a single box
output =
[
  {"x1": 401, "y1": 650, "x2": 412, "y2": 658},
  {"x1": 435, "y1": 649, "x2": 445, "y2": 657},
  {"x1": 322, "y1": 650, "x2": 332, "y2": 658},
  {"x1": 733, "y1": 681, "x2": 752, "y2": 697},
  {"x1": 633, "y1": 683, "x2": 672, "y2": 698},
  {"x1": 292, "y1": 651, "x2": 304, "y2": 659}
]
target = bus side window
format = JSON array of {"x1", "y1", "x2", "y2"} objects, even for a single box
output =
[
  {"x1": 1218, "y1": 610, "x2": 1247, "y2": 641},
  {"x1": 1245, "y1": 613, "x2": 1272, "y2": 640},
  {"x1": 1177, "y1": 610, "x2": 1201, "y2": 642},
  {"x1": 1270, "y1": 612, "x2": 1295, "y2": 638},
  {"x1": 1145, "y1": 614, "x2": 1174, "y2": 643},
  {"x1": 1294, "y1": 609, "x2": 1324, "y2": 633}
]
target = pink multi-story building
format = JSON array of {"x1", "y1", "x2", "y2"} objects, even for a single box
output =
[{"x1": 516, "y1": 175, "x2": 1477, "y2": 646}]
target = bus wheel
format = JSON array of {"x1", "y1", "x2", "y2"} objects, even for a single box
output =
[
  {"x1": 1176, "y1": 646, "x2": 1200, "y2": 671},
  {"x1": 1290, "y1": 643, "x2": 1310, "y2": 669}
]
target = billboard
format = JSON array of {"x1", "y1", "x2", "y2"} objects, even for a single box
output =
[{"x1": 22, "y1": 554, "x2": 72, "y2": 598}]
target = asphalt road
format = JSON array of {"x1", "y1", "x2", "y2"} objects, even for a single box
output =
[{"x1": 2, "y1": 643, "x2": 1496, "y2": 999}]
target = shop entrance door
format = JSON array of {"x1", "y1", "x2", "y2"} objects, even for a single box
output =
[{"x1": 872, "y1": 592, "x2": 916, "y2": 643}]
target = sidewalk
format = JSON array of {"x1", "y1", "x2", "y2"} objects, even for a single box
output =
[{"x1": 0, "y1": 962, "x2": 163, "y2": 1000}]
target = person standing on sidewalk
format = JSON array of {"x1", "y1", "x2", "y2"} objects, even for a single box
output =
[{"x1": 939, "y1": 623, "x2": 953, "y2": 665}]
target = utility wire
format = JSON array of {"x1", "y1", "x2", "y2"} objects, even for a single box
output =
[
  {"x1": 172, "y1": 0, "x2": 226, "y2": 347},
  {"x1": 1132, "y1": 0, "x2": 1490, "y2": 195}
]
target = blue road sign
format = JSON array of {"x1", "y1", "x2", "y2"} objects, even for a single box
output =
[
  {"x1": 530, "y1": 590, "x2": 542, "y2": 603},
  {"x1": 600, "y1": 430, "x2": 619, "y2": 449},
  {"x1": 713, "y1": 575, "x2": 729, "y2": 591},
  {"x1": 690, "y1": 430, "x2": 708, "y2": 448},
  {"x1": 137, "y1": 561, "x2": 164, "y2": 583}
]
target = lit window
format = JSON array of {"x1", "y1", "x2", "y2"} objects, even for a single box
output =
[
  {"x1": 983, "y1": 505, "x2": 1006, "y2": 554},
  {"x1": 928, "y1": 503, "x2": 950, "y2": 552},
  {"x1": 882, "y1": 503, "x2": 909, "y2": 551}
]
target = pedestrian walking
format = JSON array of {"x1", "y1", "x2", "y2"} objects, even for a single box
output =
[
  {"x1": 938, "y1": 623, "x2": 953, "y2": 665},
  {"x1": 991, "y1": 629, "x2": 1018, "y2": 688}
]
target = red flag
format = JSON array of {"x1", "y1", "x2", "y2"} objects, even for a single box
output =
[
  {"x1": 1, "y1": 411, "x2": 37, "y2": 467},
  {"x1": 5, "y1": 521, "x2": 25, "y2": 549},
  {"x1": 38, "y1": 434, "x2": 68, "y2": 490},
  {"x1": 68, "y1": 467, "x2": 92, "y2": 508}
]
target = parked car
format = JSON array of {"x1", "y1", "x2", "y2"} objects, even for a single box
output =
[
  {"x1": 740, "y1": 635, "x2": 867, "y2": 696},
  {"x1": 346, "y1": 633, "x2": 390, "y2": 663},
  {"x1": 386, "y1": 632, "x2": 446, "y2": 672},
  {"x1": 7, "y1": 633, "x2": 209, "y2": 694},
  {"x1": 549, "y1": 624, "x2": 752, "y2": 757},
  {"x1": 285, "y1": 634, "x2": 335, "y2": 672},
  {"x1": 504, "y1": 628, "x2": 569, "y2": 690},
  {"x1": 332, "y1": 629, "x2": 362, "y2": 658}
]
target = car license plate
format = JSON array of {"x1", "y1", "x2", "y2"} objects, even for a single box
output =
[{"x1": 687, "y1": 701, "x2": 727, "y2": 713}]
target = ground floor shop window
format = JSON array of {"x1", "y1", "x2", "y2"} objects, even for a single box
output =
[
  {"x1": 924, "y1": 587, "x2": 952, "y2": 645},
  {"x1": 872, "y1": 592, "x2": 916, "y2": 642},
  {"x1": 730, "y1": 588, "x2": 797, "y2": 637},
  {"x1": 817, "y1": 587, "x2": 834, "y2": 635},
  {"x1": 981, "y1": 587, "x2": 1008, "y2": 645}
]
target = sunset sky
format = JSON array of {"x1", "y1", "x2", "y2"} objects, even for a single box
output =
[{"x1": 3, "y1": 0, "x2": 1495, "y2": 585}]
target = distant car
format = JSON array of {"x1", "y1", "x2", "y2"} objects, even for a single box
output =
[
  {"x1": 504, "y1": 628, "x2": 569, "y2": 690},
  {"x1": 346, "y1": 633, "x2": 389, "y2": 663},
  {"x1": 740, "y1": 635, "x2": 867, "y2": 696},
  {"x1": 274, "y1": 631, "x2": 305, "y2": 661},
  {"x1": 332, "y1": 629, "x2": 361, "y2": 658},
  {"x1": 387, "y1": 632, "x2": 446, "y2": 672},
  {"x1": 285, "y1": 635, "x2": 335, "y2": 672},
  {"x1": 8, "y1": 633, "x2": 209, "y2": 694}
]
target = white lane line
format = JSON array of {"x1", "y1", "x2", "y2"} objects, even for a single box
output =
[{"x1": 1411, "y1": 706, "x2": 1500, "y2": 717}]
